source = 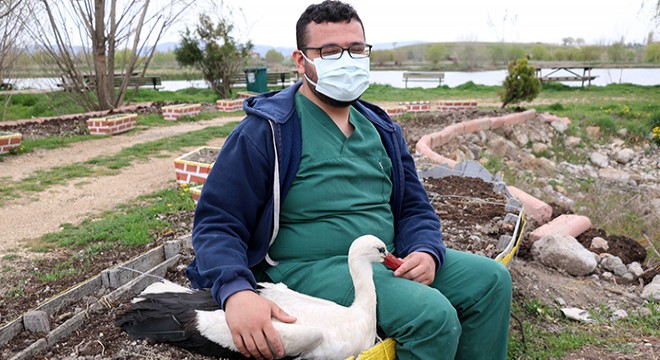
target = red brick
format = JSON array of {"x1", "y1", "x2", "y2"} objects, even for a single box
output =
[
  {"x1": 508, "y1": 186, "x2": 553, "y2": 225},
  {"x1": 530, "y1": 214, "x2": 592, "y2": 241},
  {"x1": 189, "y1": 174, "x2": 207, "y2": 184}
]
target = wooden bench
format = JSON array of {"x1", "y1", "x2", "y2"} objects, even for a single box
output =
[
  {"x1": 267, "y1": 72, "x2": 298, "y2": 88},
  {"x1": 83, "y1": 74, "x2": 163, "y2": 90},
  {"x1": 402, "y1": 71, "x2": 445, "y2": 88}
]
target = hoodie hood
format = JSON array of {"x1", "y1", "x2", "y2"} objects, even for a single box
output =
[{"x1": 242, "y1": 80, "x2": 396, "y2": 133}]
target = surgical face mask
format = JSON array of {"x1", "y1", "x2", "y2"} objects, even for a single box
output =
[{"x1": 300, "y1": 51, "x2": 370, "y2": 102}]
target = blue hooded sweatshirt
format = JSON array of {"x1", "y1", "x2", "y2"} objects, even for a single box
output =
[{"x1": 187, "y1": 82, "x2": 445, "y2": 307}]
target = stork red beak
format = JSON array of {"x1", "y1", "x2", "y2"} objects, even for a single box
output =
[{"x1": 383, "y1": 253, "x2": 404, "y2": 270}]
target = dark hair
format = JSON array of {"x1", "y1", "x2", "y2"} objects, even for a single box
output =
[{"x1": 295, "y1": 0, "x2": 364, "y2": 49}]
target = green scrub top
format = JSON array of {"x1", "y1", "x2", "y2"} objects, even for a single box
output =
[{"x1": 267, "y1": 92, "x2": 395, "y2": 263}]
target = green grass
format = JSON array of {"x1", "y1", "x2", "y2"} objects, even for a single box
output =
[
  {"x1": 0, "y1": 92, "x2": 86, "y2": 121},
  {"x1": 508, "y1": 300, "x2": 659, "y2": 359},
  {"x1": 36, "y1": 186, "x2": 195, "y2": 251}
]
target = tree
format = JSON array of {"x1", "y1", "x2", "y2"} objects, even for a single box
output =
[
  {"x1": 499, "y1": 57, "x2": 540, "y2": 109},
  {"x1": 175, "y1": 14, "x2": 252, "y2": 99},
  {"x1": 530, "y1": 44, "x2": 550, "y2": 61},
  {"x1": 265, "y1": 49, "x2": 284, "y2": 65},
  {"x1": 608, "y1": 42, "x2": 626, "y2": 62},
  {"x1": 0, "y1": 0, "x2": 27, "y2": 88},
  {"x1": 426, "y1": 44, "x2": 446, "y2": 65},
  {"x1": 21, "y1": 0, "x2": 195, "y2": 111},
  {"x1": 644, "y1": 42, "x2": 660, "y2": 63}
]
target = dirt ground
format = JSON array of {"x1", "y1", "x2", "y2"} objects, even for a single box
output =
[{"x1": 0, "y1": 105, "x2": 657, "y2": 359}]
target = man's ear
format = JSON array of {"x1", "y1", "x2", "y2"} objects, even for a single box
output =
[{"x1": 292, "y1": 50, "x2": 306, "y2": 76}]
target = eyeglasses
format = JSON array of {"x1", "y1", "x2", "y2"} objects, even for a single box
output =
[{"x1": 300, "y1": 44, "x2": 372, "y2": 60}]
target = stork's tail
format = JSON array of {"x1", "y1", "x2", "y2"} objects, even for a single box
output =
[{"x1": 115, "y1": 281, "x2": 244, "y2": 358}]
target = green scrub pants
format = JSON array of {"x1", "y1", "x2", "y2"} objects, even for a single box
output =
[{"x1": 264, "y1": 249, "x2": 512, "y2": 360}]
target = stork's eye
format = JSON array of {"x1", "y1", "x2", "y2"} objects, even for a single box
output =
[{"x1": 377, "y1": 247, "x2": 386, "y2": 254}]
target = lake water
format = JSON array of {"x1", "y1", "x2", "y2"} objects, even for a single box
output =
[{"x1": 10, "y1": 68, "x2": 660, "y2": 92}]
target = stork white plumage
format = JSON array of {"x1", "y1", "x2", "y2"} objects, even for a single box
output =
[{"x1": 116, "y1": 234, "x2": 399, "y2": 359}]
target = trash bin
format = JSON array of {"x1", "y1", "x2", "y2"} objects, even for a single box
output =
[{"x1": 244, "y1": 66, "x2": 268, "y2": 93}]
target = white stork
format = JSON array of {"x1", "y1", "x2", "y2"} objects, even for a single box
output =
[{"x1": 116, "y1": 234, "x2": 403, "y2": 359}]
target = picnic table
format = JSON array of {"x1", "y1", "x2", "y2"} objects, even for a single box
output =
[{"x1": 535, "y1": 66, "x2": 597, "y2": 88}]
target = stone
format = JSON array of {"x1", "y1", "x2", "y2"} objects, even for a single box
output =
[
  {"x1": 550, "y1": 120, "x2": 568, "y2": 133},
  {"x1": 532, "y1": 142, "x2": 549, "y2": 154},
  {"x1": 590, "y1": 237, "x2": 609, "y2": 252},
  {"x1": 513, "y1": 132, "x2": 529, "y2": 147},
  {"x1": 589, "y1": 152, "x2": 609, "y2": 168},
  {"x1": 613, "y1": 148, "x2": 635, "y2": 164},
  {"x1": 641, "y1": 280, "x2": 660, "y2": 302},
  {"x1": 598, "y1": 168, "x2": 632, "y2": 184},
  {"x1": 531, "y1": 234, "x2": 598, "y2": 276},
  {"x1": 24, "y1": 310, "x2": 50, "y2": 333},
  {"x1": 586, "y1": 126, "x2": 601, "y2": 137},
  {"x1": 627, "y1": 262, "x2": 644, "y2": 278},
  {"x1": 600, "y1": 254, "x2": 625, "y2": 272},
  {"x1": 565, "y1": 136, "x2": 581, "y2": 146},
  {"x1": 611, "y1": 309, "x2": 628, "y2": 321}
]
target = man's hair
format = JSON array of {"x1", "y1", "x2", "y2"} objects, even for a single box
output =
[{"x1": 296, "y1": 0, "x2": 364, "y2": 49}]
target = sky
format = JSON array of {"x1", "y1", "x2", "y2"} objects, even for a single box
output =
[{"x1": 170, "y1": 0, "x2": 659, "y2": 50}]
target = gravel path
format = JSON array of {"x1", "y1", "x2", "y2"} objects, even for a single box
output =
[{"x1": 0, "y1": 116, "x2": 240, "y2": 255}]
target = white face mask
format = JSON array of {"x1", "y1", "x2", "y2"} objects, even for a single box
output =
[{"x1": 300, "y1": 51, "x2": 370, "y2": 102}]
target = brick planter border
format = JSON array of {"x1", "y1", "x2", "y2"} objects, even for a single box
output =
[
  {"x1": 173, "y1": 146, "x2": 221, "y2": 186},
  {"x1": 0, "y1": 131, "x2": 22, "y2": 154},
  {"x1": 190, "y1": 184, "x2": 203, "y2": 204},
  {"x1": 86, "y1": 113, "x2": 137, "y2": 135},
  {"x1": 162, "y1": 103, "x2": 202, "y2": 121},
  {"x1": 399, "y1": 101, "x2": 431, "y2": 112},
  {"x1": 216, "y1": 99, "x2": 243, "y2": 112},
  {"x1": 414, "y1": 109, "x2": 593, "y2": 241}
]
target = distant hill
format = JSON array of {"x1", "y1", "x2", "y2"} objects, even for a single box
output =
[{"x1": 157, "y1": 41, "x2": 426, "y2": 57}]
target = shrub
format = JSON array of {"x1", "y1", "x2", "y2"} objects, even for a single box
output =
[{"x1": 499, "y1": 57, "x2": 541, "y2": 108}]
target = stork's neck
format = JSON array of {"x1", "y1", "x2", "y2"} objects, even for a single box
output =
[{"x1": 347, "y1": 257, "x2": 378, "y2": 316}]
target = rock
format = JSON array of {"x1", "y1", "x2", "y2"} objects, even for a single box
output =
[
  {"x1": 565, "y1": 136, "x2": 581, "y2": 146},
  {"x1": 611, "y1": 309, "x2": 628, "y2": 321},
  {"x1": 640, "y1": 275, "x2": 660, "y2": 302},
  {"x1": 490, "y1": 137, "x2": 518, "y2": 159},
  {"x1": 532, "y1": 142, "x2": 549, "y2": 154},
  {"x1": 590, "y1": 237, "x2": 609, "y2": 252},
  {"x1": 24, "y1": 310, "x2": 50, "y2": 333},
  {"x1": 586, "y1": 126, "x2": 601, "y2": 137},
  {"x1": 598, "y1": 168, "x2": 632, "y2": 184},
  {"x1": 600, "y1": 255, "x2": 628, "y2": 277},
  {"x1": 613, "y1": 148, "x2": 635, "y2": 164},
  {"x1": 513, "y1": 132, "x2": 529, "y2": 147},
  {"x1": 531, "y1": 234, "x2": 598, "y2": 276},
  {"x1": 555, "y1": 297, "x2": 567, "y2": 306},
  {"x1": 617, "y1": 128, "x2": 628, "y2": 137},
  {"x1": 627, "y1": 262, "x2": 644, "y2": 278},
  {"x1": 590, "y1": 152, "x2": 609, "y2": 168},
  {"x1": 551, "y1": 120, "x2": 569, "y2": 133}
]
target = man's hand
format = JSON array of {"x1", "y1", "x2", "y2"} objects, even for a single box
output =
[
  {"x1": 393, "y1": 252, "x2": 437, "y2": 285},
  {"x1": 225, "y1": 290, "x2": 297, "y2": 359}
]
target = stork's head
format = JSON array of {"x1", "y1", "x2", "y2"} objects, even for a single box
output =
[{"x1": 348, "y1": 235, "x2": 388, "y2": 265}]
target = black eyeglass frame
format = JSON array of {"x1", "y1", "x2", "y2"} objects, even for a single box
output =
[{"x1": 300, "y1": 44, "x2": 372, "y2": 60}]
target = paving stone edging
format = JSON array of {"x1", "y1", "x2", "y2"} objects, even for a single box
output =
[
  {"x1": 414, "y1": 109, "x2": 592, "y2": 240},
  {"x1": 1, "y1": 236, "x2": 192, "y2": 360}
]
